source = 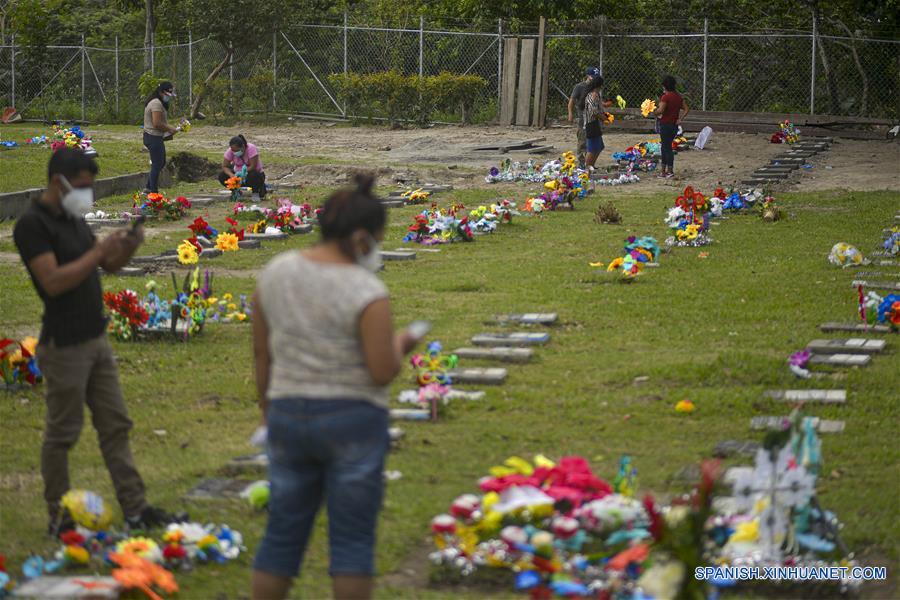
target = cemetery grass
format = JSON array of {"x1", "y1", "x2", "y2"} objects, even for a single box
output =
[{"x1": 1, "y1": 187, "x2": 898, "y2": 599}]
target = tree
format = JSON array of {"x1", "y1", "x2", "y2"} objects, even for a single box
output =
[{"x1": 144, "y1": 0, "x2": 155, "y2": 73}]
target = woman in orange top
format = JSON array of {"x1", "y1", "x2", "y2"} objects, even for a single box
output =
[{"x1": 654, "y1": 75, "x2": 689, "y2": 179}]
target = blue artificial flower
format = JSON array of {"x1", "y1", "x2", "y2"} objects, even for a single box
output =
[
  {"x1": 514, "y1": 570, "x2": 541, "y2": 590},
  {"x1": 796, "y1": 532, "x2": 836, "y2": 553}
]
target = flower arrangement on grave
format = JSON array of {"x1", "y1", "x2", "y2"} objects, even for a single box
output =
[
  {"x1": 50, "y1": 125, "x2": 92, "y2": 153},
  {"x1": 759, "y1": 196, "x2": 784, "y2": 222},
  {"x1": 0, "y1": 336, "x2": 41, "y2": 387},
  {"x1": 485, "y1": 158, "x2": 543, "y2": 184},
  {"x1": 827, "y1": 243, "x2": 866, "y2": 268},
  {"x1": 265, "y1": 201, "x2": 304, "y2": 232},
  {"x1": 188, "y1": 216, "x2": 217, "y2": 240},
  {"x1": 593, "y1": 236, "x2": 659, "y2": 281},
  {"x1": 640, "y1": 98, "x2": 656, "y2": 117},
  {"x1": 491, "y1": 199, "x2": 518, "y2": 224},
  {"x1": 169, "y1": 268, "x2": 212, "y2": 338},
  {"x1": 402, "y1": 206, "x2": 475, "y2": 245},
  {"x1": 523, "y1": 196, "x2": 546, "y2": 214},
  {"x1": 874, "y1": 293, "x2": 900, "y2": 330},
  {"x1": 224, "y1": 217, "x2": 245, "y2": 241},
  {"x1": 601, "y1": 111, "x2": 614, "y2": 125},
  {"x1": 405, "y1": 341, "x2": 458, "y2": 419},
  {"x1": 109, "y1": 551, "x2": 179, "y2": 599},
  {"x1": 402, "y1": 188, "x2": 431, "y2": 204},
  {"x1": 103, "y1": 290, "x2": 149, "y2": 341},
  {"x1": 593, "y1": 172, "x2": 641, "y2": 186},
  {"x1": 606, "y1": 254, "x2": 644, "y2": 280},
  {"x1": 207, "y1": 292, "x2": 252, "y2": 323},
  {"x1": 771, "y1": 120, "x2": 800, "y2": 144},
  {"x1": 142, "y1": 281, "x2": 172, "y2": 329},
  {"x1": 883, "y1": 228, "x2": 899, "y2": 256},
  {"x1": 133, "y1": 192, "x2": 190, "y2": 220},
  {"x1": 226, "y1": 175, "x2": 243, "y2": 201},
  {"x1": 26, "y1": 134, "x2": 48, "y2": 145}
]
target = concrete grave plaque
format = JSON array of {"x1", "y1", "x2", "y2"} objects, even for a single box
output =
[
  {"x1": 398, "y1": 389, "x2": 486, "y2": 402},
  {"x1": 238, "y1": 239, "x2": 261, "y2": 250},
  {"x1": 764, "y1": 389, "x2": 847, "y2": 404},
  {"x1": 200, "y1": 248, "x2": 223, "y2": 258},
  {"x1": 295, "y1": 224, "x2": 314, "y2": 234},
  {"x1": 723, "y1": 466, "x2": 754, "y2": 486},
  {"x1": 819, "y1": 322, "x2": 891, "y2": 334},
  {"x1": 244, "y1": 232, "x2": 288, "y2": 241},
  {"x1": 380, "y1": 251, "x2": 416, "y2": 261},
  {"x1": 454, "y1": 347, "x2": 533, "y2": 363},
  {"x1": 114, "y1": 266, "x2": 146, "y2": 277},
  {"x1": 496, "y1": 313, "x2": 558, "y2": 325},
  {"x1": 390, "y1": 408, "x2": 431, "y2": 421},
  {"x1": 12, "y1": 576, "x2": 121, "y2": 599},
  {"x1": 447, "y1": 367, "x2": 508, "y2": 385},
  {"x1": 189, "y1": 196, "x2": 219, "y2": 207},
  {"x1": 852, "y1": 280, "x2": 900, "y2": 291},
  {"x1": 228, "y1": 453, "x2": 268, "y2": 471},
  {"x1": 808, "y1": 353, "x2": 871, "y2": 367},
  {"x1": 806, "y1": 338, "x2": 886, "y2": 355},
  {"x1": 471, "y1": 332, "x2": 550, "y2": 346},
  {"x1": 751, "y1": 416, "x2": 845, "y2": 433},
  {"x1": 131, "y1": 254, "x2": 178, "y2": 265},
  {"x1": 196, "y1": 235, "x2": 215, "y2": 248},
  {"x1": 395, "y1": 247, "x2": 440, "y2": 253},
  {"x1": 712, "y1": 439, "x2": 760, "y2": 458},
  {"x1": 185, "y1": 477, "x2": 257, "y2": 500}
]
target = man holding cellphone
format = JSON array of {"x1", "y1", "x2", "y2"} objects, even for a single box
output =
[{"x1": 14, "y1": 148, "x2": 171, "y2": 535}]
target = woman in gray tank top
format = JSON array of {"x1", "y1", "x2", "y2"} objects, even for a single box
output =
[{"x1": 251, "y1": 174, "x2": 422, "y2": 600}]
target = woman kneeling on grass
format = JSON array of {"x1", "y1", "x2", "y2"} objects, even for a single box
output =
[
  {"x1": 219, "y1": 134, "x2": 266, "y2": 198},
  {"x1": 250, "y1": 174, "x2": 422, "y2": 600}
]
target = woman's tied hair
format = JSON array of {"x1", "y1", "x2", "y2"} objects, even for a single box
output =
[{"x1": 318, "y1": 173, "x2": 387, "y2": 249}]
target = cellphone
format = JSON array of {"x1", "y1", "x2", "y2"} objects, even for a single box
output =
[{"x1": 407, "y1": 320, "x2": 432, "y2": 341}]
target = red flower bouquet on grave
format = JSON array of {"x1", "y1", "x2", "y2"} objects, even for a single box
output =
[
  {"x1": 188, "y1": 216, "x2": 216, "y2": 239},
  {"x1": 478, "y1": 456, "x2": 612, "y2": 509},
  {"x1": 225, "y1": 217, "x2": 245, "y2": 241},
  {"x1": 103, "y1": 290, "x2": 149, "y2": 341}
]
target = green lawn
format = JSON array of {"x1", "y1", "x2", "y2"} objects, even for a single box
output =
[{"x1": 1, "y1": 182, "x2": 898, "y2": 598}]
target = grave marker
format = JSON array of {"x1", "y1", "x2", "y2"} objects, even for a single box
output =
[
  {"x1": 238, "y1": 239, "x2": 261, "y2": 250},
  {"x1": 750, "y1": 416, "x2": 845, "y2": 433},
  {"x1": 131, "y1": 254, "x2": 179, "y2": 265},
  {"x1": 12, "y1": 576, "x2": 121, "y2": 599},
  {"x1": 819, "y1": 322, "x2": 891, "y2": 334},
  {"x1": 244, "y1": 231, "x2": 288, "y2": 241},
  {"x1": 454, "y1": 347, "x2": 533, "y2": 363},
  {"x1": 471, "y1": 332, "x2": 550, "y2": 346},
  {"x1": 807, "y1": 353, "x2": 871, "y2": 367},
  {"x1": 764, "y1": 389, "x2": 847, "y2": 404},
  {"x1": 713, "y1": 439, "x2": 760, "y2": 458},
  {"x1": 495, "y1": 313, "x2": 558, "y2": 325},
  {"x1": 380, "y1": 250, "x2": 416, "y2": 261},
  {"x1": 185, "y1": 477, "x2": 257, "y2": 500},
  {"x1": 390, "y1": 408, "x2": 431, "y2": 421},
  {"x1": 395, "y1": 247, "x2": 440, "y2": 253},
  {"x1": 114, "y1": 266, "x2": 146, "y2": 277},
  {"x1": 806, "y1": 338, "x2": 886, "y2": 355},
  {"x1": 852, "y1": 280, "x2": 900, "y2": 291},
  {"x1": 398, "y1": 389, "x2": 486, "y2": 402},
  {"x1": 200, "y1": 248, "x2": 222, "y2": 258},
  {"x1": 446, "y1": 367, "x2": 508, "y2": 385}
]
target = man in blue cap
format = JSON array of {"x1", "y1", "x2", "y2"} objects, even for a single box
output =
[{"x1": 568, "y1": 66, "x2": 602, "y2": 168}]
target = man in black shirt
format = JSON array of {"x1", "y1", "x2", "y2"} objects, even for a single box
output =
[
  {"x1": 568, "y1": 66, "x2": 601, "y2": 168},
  {"x1": 14, "y1": 148, "x2": 170, "y2": 535}
]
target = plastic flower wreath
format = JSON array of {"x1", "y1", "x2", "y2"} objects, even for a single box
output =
[
  {"x1": 0, "y1": 336, "x2": 42, "y2": 386},
  {"x1": 177, "y1": 241, "x2": 199, "y2": 265},
  {"x1": 641, "y1": 99, "x2": 656, "y2": 118},
  {"x1": 103, "y1": 290, "x2": 149, "y2": 341},
  {"x1": 402, "y1": 188, "x2": 431, "y2": 205}
]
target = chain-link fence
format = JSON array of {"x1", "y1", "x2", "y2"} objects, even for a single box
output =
[{"x1": 0, "y1": 17, "x2": 897, "y2": 124}]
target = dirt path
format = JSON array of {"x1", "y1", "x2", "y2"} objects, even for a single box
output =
[{"x1": 99, "y1": 122, "x2": 900, "y2": 194}]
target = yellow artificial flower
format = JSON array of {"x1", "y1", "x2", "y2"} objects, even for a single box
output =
[
  {"x1": 607, "y1": 257, "x2": 625, "y2": 272},
  {"x1": 64, "y1": 545, "x2": 90, "y2": 564},
  {"x1": 641, "y1": 98, "x2": 657, "y2": 118},
  {"x1": 216, "y1": 232, "x2": 240, "y2": 252},
  {"x1": 223, "y1": 293, "x2": 233, "y2": 301},
  {"x1": 533, "y1": 454, "x2": 556, "y2": 468},
  {"x1": 177, "y1": 241, "x2": 199, "y2": 265},
  {"x1": 235, "y1": 313, "x2": 248, "y2": 322},
  {"x1": 207, "y1": 296, "x2": 218, "y2": 305},
  {"x1": 616, "y1": 94, "x2": 626, "y2": 109},
  {"x1": 729, "y1": 520, "x2": 759, "y2": 543},
  {"x1": 227, "y1": 303, "x2": 237, "y2": 311},
  {"x1": 589, "y1": 261, "x2": 605, "y2": 268},
  {"x1": 20, "y1": 337, "x2": 38, "y2": 356}
]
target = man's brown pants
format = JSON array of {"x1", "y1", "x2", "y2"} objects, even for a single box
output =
[{"x1": 36, "y1": 334, "x2": 146, "y2": 519}]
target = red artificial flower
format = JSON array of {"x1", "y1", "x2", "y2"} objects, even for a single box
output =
[
  {"x1": 60, "y1": 530, "x2": 86, "y2": 546},
  {"x1": 0, "y1": 553, "x2": 6, "y2": 573},
  {"x1": 162, "y1": 544, "x2": 186, "y2": 560},
  {"x1": 188, "y1": 217, "x2": 210, "y2": 235},
  {"x1": 176, "y1": 196, "x2": 191, "y2": 209},
  {"x1": 186, "y1": 237, "x2": 203, "y2": 253},
  {"x1": 225, "y1": 217, "x2": 238, "y2": 227},
  {"x1": 642, "y1": 494, "x2": 664, "y2": 541}
]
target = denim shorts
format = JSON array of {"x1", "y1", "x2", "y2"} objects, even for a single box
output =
[
  {"x1": 253, "y1": 398, "x2": 389, "y2": 578},
  {"x1": 586, "y1": 135, "x2": 605, "y2": 153}
]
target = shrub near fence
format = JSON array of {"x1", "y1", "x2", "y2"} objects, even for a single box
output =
[{"x1": 329, "y1": 71, "x2": 488, "y2": 125}]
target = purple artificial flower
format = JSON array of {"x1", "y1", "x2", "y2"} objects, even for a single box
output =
[
  {"x1": 490, "y1": 167, "x2": 500, "y2": 177},
  {"x1": 788, "y1": 350, "x2": 811, "y2": 368}
]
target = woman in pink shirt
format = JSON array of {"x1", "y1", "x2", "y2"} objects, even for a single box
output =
[{"x1": 219, "y1": 134, "x2": 267, "y2": 197}]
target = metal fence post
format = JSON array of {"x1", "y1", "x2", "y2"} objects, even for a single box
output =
[
  {"x1": 115, "y1": 36, "x2": 119, "y2": 115},
  {"x1": 702, "y1": 18, "x2": 708, "y2": 111},
  {"x1": 810, "y1": 15, "x2": 817, "y2": 114},
  {"x1": 598, "y1": 16, "x2": 606, "y2": 75},
  {"x1": 229, "y1": 46, "x2": 234, "y2": 114},
  {"x1": 419, "y1": 15, "x2": 424, "y2": 77},
  {"x1": 272, "y1": 30, "x2": 277, "y2": 110},
  {"x1": 497, "y1": 18, "x2": 502, "y2": 105},
  {"x1": 81, "y1": 34, "x2": 86, "y2": 121},
  {"x1": 151, "y1": 31, "x2": 155, "y2": 74},
  {"x1": 343, "y1": 12, "x2": 348, "y2": 116},
  {"x1": 10, "y1": 35, "x2": 15, "y2": 109},
  {"x1": 188, "y1": 31, "x2": 193, "y2": 109}
]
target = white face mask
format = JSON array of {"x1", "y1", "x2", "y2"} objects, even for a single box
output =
[
  {"x1": 59, "y1": 176, "x2": 94, "y2": 217},
  {"x1": 356, "y1": 234, "x2": 382, "y2": 273}
]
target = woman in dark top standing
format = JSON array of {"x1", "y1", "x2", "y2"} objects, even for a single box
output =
[{"x1": 654, "y1": 75, "x2": 689, "y2": 179}]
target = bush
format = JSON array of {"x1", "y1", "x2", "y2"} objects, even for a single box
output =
[{"x1": 329, "y1": 71, "x2": 488, "y2": 126}]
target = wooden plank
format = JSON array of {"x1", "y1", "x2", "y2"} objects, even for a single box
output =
[
  {"x1": 515, "y1": 39, "x2": 536, "y2": 126},
  {"x1": 500, "y1": 38, "x2": 519, "y2": 126},
  {"x1": 764, "y1": 389, "x2": 847, "y2": 404},
  {"x1": 538, "y1": 42, "x2": 551, "y2": 127},
  {"x1": 471, "y1": 332, "x2": 550, "y2": 346},
  {"x1": 447, "y1": 367, "x2": 508, "y2": 385},
  {"x1": 806, "y1": 338, "x2": 886, "y2": 355},
  {"x1": 819, "y1": 322, "x2": 891, "y2": 334},
  {"x1": 531, "y1": 17, "x2": 546, "y2": 127},
  {"x1": 454, "y1": 347, "x2": 533, "y2": 363},
  {"x1": 808, "y1": 353, "x2": 871, "y2": 366}
]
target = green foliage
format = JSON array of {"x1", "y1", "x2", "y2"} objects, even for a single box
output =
[
  {"x1": 329, "y1": 70, "x2": 488, "y2": 126},
  {"x1": 138, "y1": 71, "x2": 165, "y2": 99}
]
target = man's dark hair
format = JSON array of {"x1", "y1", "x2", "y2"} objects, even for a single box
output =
[
  {"x1": 662, "y1": 75, "x2": 677, "y2": 92},
  {"x1": 318, "y1": 173, "x2": 387, "y2": 257},
  {"x1": 47, "y1": 148, "x2": 99, "y2": 183},
  {"x1": 588, "y1": 75, "x2": 604, "y2": 92}
]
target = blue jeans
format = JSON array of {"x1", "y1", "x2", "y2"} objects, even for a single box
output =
[
  {"x1": 253, "y1": 398, "x2": 389, "y2": 578},
  {"x1": 143, "y1": 132, "x2": 166, "y2": 192},
  {"x1": 659, "y1": 122, "x2": 678, "y2": 168}
]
